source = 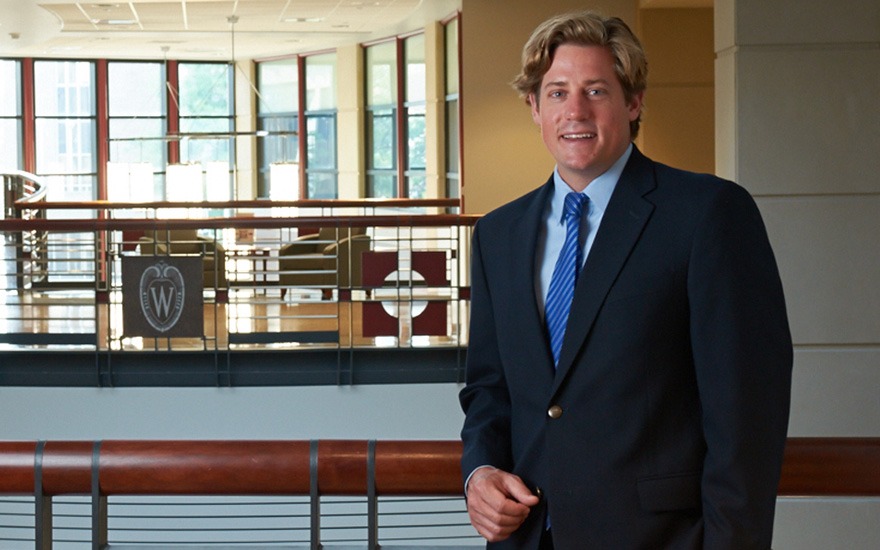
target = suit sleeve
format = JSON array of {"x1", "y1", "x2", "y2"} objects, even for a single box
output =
[
  {"x1": 458, "y1": 221, "x2": 514, "y2": 486},
  {"x1": 687, "y1": 183, "x2": 793, "y2": 549}
]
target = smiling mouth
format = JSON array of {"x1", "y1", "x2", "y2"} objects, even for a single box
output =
[{"x1": 561, "y1": 132, "x2": 596, "y2": 140}]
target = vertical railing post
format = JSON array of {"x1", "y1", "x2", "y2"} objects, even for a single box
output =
[
  {"x1": 34, "y1": 440, "x2": 52, "y2": 550},
  {"x1": 367, "y1": 439, "x2": 379, "y2": 549},
  {"x1": 91, "y1": 441, "x2": 107, "y2": 550},
  {"x1": 310, "y1": 439, "x2": 321, "y2": 550}
]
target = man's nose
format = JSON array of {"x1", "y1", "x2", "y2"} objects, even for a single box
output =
[{"x1": 565, "y1": 95, "x2": 591, "y2": 120}]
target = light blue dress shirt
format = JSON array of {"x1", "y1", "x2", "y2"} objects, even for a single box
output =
[{"x1": 535, "y1": 144, "x2": 633, "y2": 314}]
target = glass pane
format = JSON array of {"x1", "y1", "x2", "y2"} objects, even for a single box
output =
[
  {"x1": 109, "y1": 118, "x2": 165, "y2": 167},
  {"x1": 444, "y1": 18, "x2": 459, "y2": 96},
  {"x1": 366, "y1": 41, "x2": 396, "y2": 106},
  {"x1": 108, "y1": 62, "x2": 164, "y2": 116},
  {"x1": 368, "y1": 109, "x2": 395, "y2": 170},
  {"x1": 45, "y1": 174, "x2": 96, "y2": 202},
  {"x1": 306, "y1": 53, "x2": 336, "y2": 110},
  {"x1": 0, "y1": 120, "x2": 21, "y2": 170},
  {"x1": 307, "y1": 114, "x2": 336, "y2": 170},
  {"x1": 445, "y1": 100, "x2": 459, "y2": 173},
  {"x1": 179, "y1": 118, "x2": 232, "y2": 163},
  {"x1": 368, "y1": 173, "x2": 396, "y2": 199},
  {"x1": 258, "y1": 58, "x2": 298, "y2": 114},
  {"x1": 260, "y1": 116, "x2": 299, "y2": 164},
  {"x1": 407, "y1": 175, "x2": 426, "y2": 199},
  {"x1": 446, "y1": 174, "x2": 460, "y2": 200},
  {"x1": 258, "y1": 115, "x2": 298, "y2": 198},
  {"x1": 35, "y1": 118, "x2": 96, "y2": 175},
  {"x1": 34, "y1": 61, "x2": 95, "y2": 116},
  {"x1": 178, "y1": 63, "x2": 231, "y2": 116},
  {"x1": 405, "y1": 34, "x2": 425, "y2": 103},
  {"x1": 0, "y1": 59, "x2": 20, "y2": 116},
  {"x1": 307, "y1": 172, "x2": 337, "y2": 199},
  {"x1": 406, "y1": 106, "x2": 425, "y2": 170}
]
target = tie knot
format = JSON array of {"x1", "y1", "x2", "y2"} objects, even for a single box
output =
[{"x1": 563, "y1": 192, "x2": 588, "y2": 222}]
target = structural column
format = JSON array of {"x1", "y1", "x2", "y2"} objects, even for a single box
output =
[{"x1": 715, "y1": 0, "x2": 880, "y2": 547}]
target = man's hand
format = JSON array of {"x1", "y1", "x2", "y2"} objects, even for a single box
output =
[{"x1": 466, "y1": 467, "x2": 540, "y2": 542}]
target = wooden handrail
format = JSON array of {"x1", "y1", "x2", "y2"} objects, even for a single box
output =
[
  {"x1": 1, "y1": 438, "x2": 877, "y2": 498},
  {"x1": 0, "y1": 214, "x2": 480, "y2": 232},
  {"x1": 14, "y1": 198, "x2": 462, "y2": 211},
  {"x1": 0, "y1": 439, "x2": 464, "y2": 497},
  {"x1": 778, "y1": 437, "x2": 880, "y2": 497}
]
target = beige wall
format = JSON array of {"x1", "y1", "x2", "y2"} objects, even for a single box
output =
[
  {"x1": 638, "y1": 8, "x2": 715, "y2": 174},
  {"x1": 715, "y1": 0, "x2": 880, "y2": 547}
]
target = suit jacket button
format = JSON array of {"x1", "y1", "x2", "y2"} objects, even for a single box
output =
[{"x1": 547, "y1": 405, "x2": 563, "y2": 419}]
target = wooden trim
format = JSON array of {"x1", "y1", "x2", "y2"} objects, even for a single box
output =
[
  {"x1": 3, "y1": 438, "x2": 877, "y2": 498},
  {"x1": 14, "y1": 197, "x2": 461, "y2": 210},
  {"x1": 778, "y1": 437, "x2": 880, "y2": 497},
  {"x1": 0, "y1": 213, "x2": 480, "y2": 232}
]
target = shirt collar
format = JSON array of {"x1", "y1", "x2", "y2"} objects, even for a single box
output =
[{"x1": 551, "y1": 143, "x2": 633, "y2": 223}]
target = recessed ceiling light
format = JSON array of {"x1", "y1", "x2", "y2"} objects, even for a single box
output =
[
  {"x1": 92, "y1": 19, "x2": 138, "y2": 25},
  {"x1": 283, "y1": 17, "x2": 324, "y2": 23}
]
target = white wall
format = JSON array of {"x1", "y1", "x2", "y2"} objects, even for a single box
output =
[{"x1": 0, "y1": 384, "x2": 464, "y2": 441}]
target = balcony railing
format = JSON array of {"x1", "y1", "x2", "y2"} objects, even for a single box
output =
[
  {"x1": 1, "y1": 438, "x2": 877, "y2": 548},
  {"x1": 1, "y1": 198, "x2": 478, "y2": 387}
]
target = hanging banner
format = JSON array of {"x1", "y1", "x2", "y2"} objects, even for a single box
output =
[{"x1": 122, "y1": 256, "x2": 203, "y2": 337}]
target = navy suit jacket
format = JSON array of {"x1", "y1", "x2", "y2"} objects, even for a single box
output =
[{"x1": 460, "y1": 147, "x2": 792, "y2": 549}]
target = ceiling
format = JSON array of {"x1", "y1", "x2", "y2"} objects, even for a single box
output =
[
  {"x1": 0, "y1": 0, "x2": 711, "y2": 61},
  {"x1": 0, "y1": 0, "x2": 460, "y2": 60}
]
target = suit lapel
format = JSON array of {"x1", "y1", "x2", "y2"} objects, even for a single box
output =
[
  {"x1": 514, "y1": 178, "x2": 556, "y2": 371},
  {"x1": 553, "y1": 149, "x2": 657, "y2": 386}
]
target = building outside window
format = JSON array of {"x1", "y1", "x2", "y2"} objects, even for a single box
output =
[
  {"x1": 33, "y1": 60, "x2": 97, "y2": 283},
  {"x1": 0, "y1": 59, "x2": 22, "y2": 172},
  {"x1": 34, "y1": 60, "x2": 96, "y2": 202}
]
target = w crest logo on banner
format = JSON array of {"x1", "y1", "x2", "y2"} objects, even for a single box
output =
[
  {"x1": 122, "y1": 255, "x2": 203, "y2": 338},
  {"x1": 139, "y1": 261, "x2": 185, "y2": 332}
]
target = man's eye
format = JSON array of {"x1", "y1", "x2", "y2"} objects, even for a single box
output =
[
  {"x1": 588, "y1": 89, "x2": 606, "y2": 96},
  {"x1": 549, "y1": 90, "x2": 564, "y2": 99}
]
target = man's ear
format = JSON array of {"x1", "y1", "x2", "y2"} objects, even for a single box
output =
[
  {"x1": 628, "y1": 91, "x2": 645, "y2": 122},
  {"x1": 529, "y1": 93, "x2": 541, "y2": 125}
]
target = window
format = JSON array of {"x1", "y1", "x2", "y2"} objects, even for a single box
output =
[
  {"x1": 404, "y1": 34, "x2": 426, "y2": 199},
  {"x1": 33, "y1": 60, "x2": 97, "y2": 284},
  {"x1": 0, "y1": 59, "x2": 22, "y2": 171},
  {"x1": 444, "y1": 17, "x2": 461, "y2": 200},
  {"x1": 34, "y1": 60, "x2": 97, "y2": 201},
  {"x1": 257, "y1": 58, "x2": 299, "y2": 199},
  {"x1": 176, "y1": 62, "x2": 234, "y2": 201},
  {"x1": 107, "y1": 61, "x2": 166, "y2": 201},
  {"x1": 256, "y1": 53, "x2": 338, "y2": 199},
  {"x1": 365, "y1": 40, "x2": 397, "y2": 198},
  {"x1": 304, "y1": 53, "x2": 338, "y2": 199},
  {"x1": 365, "y1": 33, "x2": 426, "y2": 199}
]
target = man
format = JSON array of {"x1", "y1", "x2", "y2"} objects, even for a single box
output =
[{"x1": 459, "y1": 11, "x2": 792, "y2": 549}]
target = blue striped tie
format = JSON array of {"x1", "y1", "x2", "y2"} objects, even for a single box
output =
[{"x1": 545, "y1": 192, "x2": 588, "y2": 366}]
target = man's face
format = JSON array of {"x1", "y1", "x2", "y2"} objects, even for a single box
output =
[{"x1": 529, "y1": 44, "x2": 643, "y2": 191}]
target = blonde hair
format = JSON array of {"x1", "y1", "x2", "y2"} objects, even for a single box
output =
[{"x1": 512, "y1": 11, "x2": 648, "y2": 137}]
